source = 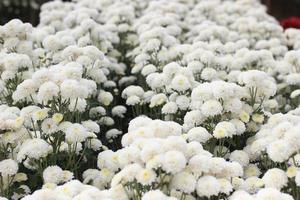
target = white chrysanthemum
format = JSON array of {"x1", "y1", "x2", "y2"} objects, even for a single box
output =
[
  {"x1": 97, "y1": 150, "x2": 119, "y2": 172},
  {"x1": 267, "y1": 140, "x2": 294, "y2": 163},
  {"x1": 0, "y1": 159, "x2": 18, "y2": 176},
  {"x1": 291, "y1": 89, "x2": 300, "y2": 98},
  {"x1": 65, "y1": 123, "x2": 88, "y2": 144},
  {"x1": 229, "y1": 190, "x2": 254, "y2": 200},
  {"x1": 184, "y1": 110, "x2": 204, "y2": 127},
  {"x1": 162, "y1": 102, "x2": 178, "y2": 114},
  {"x1": 191, "y1": 83, "x2": 213, "y2": 102},
  {"x1": 126, "y1": 95, "x2": 141, "y2": 106},
  {"x1": 218, "y1": 178, "x2": 233, "y2": 195},
  {"x1": 201, "y1": 67, "x2": 217, "y2": 81},
  {"x1": 244, "y1": 164, "x2": 261, "y2": 178},
  {"x1": 196, "y1": 176, "x2": 220, "y2": 198},
  {"x1": 112, "y1": 106, "x2": 127, "y2": 118},
  {"x1": 141, "y1": 64, "x2": 157, "y2": 76},
  {"x1": 43, "y1": 35, "x2": 62, "y2": 51},
  {"x1": 213, "y1": 121, "x2": 236, "y2": 139},
  {"x1": 224, "y1": 98, "x2": 242, "y2": 113},
  {"x1": 295, "y1": 171, "x2": 300, "y2": 186},
  {"x1": 187, "y1": 127, "x2": 212, "y2": 143},
  {"x1": 150, "y1": 93, "x2": 167, "y2": 108},
  {"x1": 43, "y1": 166, "x2": 63, "y2": 184},
  {"x1": 142, "y1": 190, "x2": 169, "y2": 200},
  {"x1": 175, "y1": 95, "x2": 190, "y2": 110},
  {"x1": 68, "y1": 98, "x2": 87, "y2": 112},
  {"x1": 240, "y1": 177, "x2": 264, "y2": 194},
  {"x1": 170, "y1": 75, "x2": 191, "y2": 92},
  {"x1": 17, "y1": 138, "x2": 53, "y2": 162},
  {"x1": 262, "y1": 168, "x2": 288, "y2": 189},
  {"x1": 201, "y1": 100, "x2": 223, "y2": 117},
  {"x1": 186, "y1": 142, "x2": 204, "y2": 158},
  {"x1": 60, "y1": 79, "x2": 88, "y2": 99},
  {"x1": 170, "y1": 171, "x2": 196, "y2": 194},
  {"x1": 255, "y1": 188, "x2": 294, "y2": 200},
  {"x1": 82, "y1": 120, "x2": 100, "y2": 133},
  {"x1": 230, "y1": 119, "x2": 246, "y2": 135},
  {"x1": 98, "y1": 90, "x2": 113, "y2": 106},
  {"x1": 163, "y1": 151, "x2": 186, "y2": 174},
  {"x1": 37, "y1": 81, "x2": 59, "y2": 103},
  {"x1": 32, "y1": 108, "x2": 49, "y2": 122},
  {"x1": 122, "y1": 86, "x2": 144, "y2": 99},
  {"x1": 140, "y1": 140, "x2": 163, "y2": 162},
  {"x1": 41, "y1": 118, "x2": 59, "y2": 135},
  {"x1": 136, "y1": 168, "x2": 157, "y2": 186},
  {"x1": 189, "y1": 154, "x2": 212, "y2": 175},
  {"x1": 163, "y1": 136, "x2": 187, "y2": 154},
  {"x1": 229, "y1": 150, "x2": 249, "y2": 167}
]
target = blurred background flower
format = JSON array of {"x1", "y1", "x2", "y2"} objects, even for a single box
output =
[{"x1": 0, "y1": 0, "x2": 71, "y2": 25}]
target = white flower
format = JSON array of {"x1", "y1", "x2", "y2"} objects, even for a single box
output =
[
  {"x1": 141, "y1": 64, "x2": 157, "y2": 76},
  {"x1": 262, "y1": 168, "x2": 288, "y2": 189},
  {"x1": 82, "y1": 120, "x2": 100, "y2": 133},
  {"x1": 170, "y1": 171, "x2": 196, "y2": 194},
  {"x1": 184, "y1": 110, "x2": 204, "y2": 127},
  {"x1": 97, "y1": 150, "x2": 119, "y2": 172},
  {"x1": 218, "y1": 178, "x2": 233, "y2": 195},
  {"x1": 163, "y1": 62, "x2": 181, "y2": 77},
  {"x1": 201, "y1": 100, "x2": 223, "y2": 117},
  {"x1": 291, "y1": 89, "x2": 300, "y2": 98},
  {"x1": 142, "y1": 190, "x2": 170, "y2": 200},
  {"x1": 255, "y1": 188, "x2": 294, "y2": 200},
  {"x1": 112, "y1": 106, "x2": 127, "y2": 118},
  {"x1": 126, "y1": 95, "x2": 141, "y2": 106},
  {"x1": 136, "y1": 168, "x2": 157, "y2": 186},
  {"x1": 65, "y1": 123, "x2": 88, "y2": 144},
  {"x1": 196, "y1": 176, "x2": 220, "y2": 198},
  {"x1": 68, "y1": 98, "x2": 87, "y2": 112},
  {"x1": 224, "y1": 98, "x2": 242, "y2": 113},
  {"x1": 88, "y1": 139, "x2": 102, "y2": 151},
  {"x1": 191, "y1": 83, "x2": 213, "y2": 102},
  {"x1": 0, "y1": 159, "x2": 18, "y2": 176},
  {"x1": 213, "y1": 121, "x2": 236, "y2": 139},
  {"x1": 140, "y1": 140, "x2": 163, "y2": 163},
  {"x1": 17, "y1": 138, "x2": 53, "y2": 162},
  {"x1": 175, "y1": 95, "x2": 190, "y2": 110},
  {"x1": 98, "y1": 90, "x2": 113, "y2": 106},
  {"x1": 43, "y1": 35, "x2": 62, "y2": 51},
  {"x1": 162, "y1": 102, "x2": 178, "y2": 114},
  {"x1": 229, "y1": 191, "x2": 254, "y2": 200},
  {"x1": 267, "y1": 140, "x2": 294, "y2": 163},
  {"x1": 162, "y1": 151, "x2": 186, "y2": 174},
  {"x1": 122, "y1": 86, "x2": 144, "y2": 99},
  {"x1": 106, "y1": 129, "x2": 122, "y2": 140},
  {"x1": 41, "y1": 118, "x2": 58, "y2": 135},
  {"x1": 170, "y1": 75, "x2": 191, "y2": 92},
  {"x1": 229, "y1": 119, "x2": 246, "y2": 135},
  {"x1": 13, "y1": 79, "x2": 38, "y2": 101},
  {"x1": 187, "y1": 127, "x2": 212, "y2": 143},
  {"x1": 295, "y1": 171, "x2": 300, "y2": 186},
  {"x1": 229, "y1": 150, "x2": 249, "y2": 167},
  {"x1": 43, "y1": 166, "x2": 63, "y2": 184},
  {"x1": 150, "y1": 93, "x2": 167, "y2": 108},
  {"x1": 60, "y1": 79, "x2": 88, "y2": 100},
  {"x1": 201, "y1": 67, "x2": 217, "y2": 81},
  {"x1": 37, "y1": 81, "x2": 59, "y2": 103},
  {"x1": 244, "y1": 164, "x2": 261, "y2": 178}
]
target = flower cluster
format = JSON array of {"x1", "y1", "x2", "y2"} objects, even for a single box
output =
[{"x1": 1, "y1": 0, "x2": 300, "y2": 199}]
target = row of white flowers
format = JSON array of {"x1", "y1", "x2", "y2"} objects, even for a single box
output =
[{"x1": 1, "y1": 0, "x2": 300, "y2": 199}]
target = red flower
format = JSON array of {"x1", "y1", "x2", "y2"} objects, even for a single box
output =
[{"x1": 280, "y1": 17, "x2": 300, "y2": 29}]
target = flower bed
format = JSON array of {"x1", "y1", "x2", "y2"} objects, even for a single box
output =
[{"x1": 0, "y1": 0, "x2": 300, "y2": 199}]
